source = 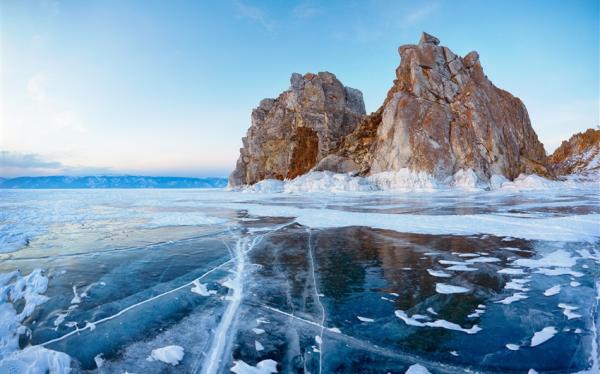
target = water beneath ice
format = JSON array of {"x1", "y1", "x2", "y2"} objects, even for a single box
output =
[{"x1": 0, "y1": 187, "x2": 599, "y2": 373}]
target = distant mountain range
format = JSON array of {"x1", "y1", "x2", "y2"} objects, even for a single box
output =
[{"x1": 0, "y1": 176, "x2": 228, "y2": 189}]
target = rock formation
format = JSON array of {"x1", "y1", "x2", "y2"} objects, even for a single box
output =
[
  {"x1": 325, "y1": 32, "x2": 548, "y2": 181},
  {"x1": 229, "y1": 72, "x2": 366, "y2": 186},
  {"x1": 548, "y1": 128, "x2": 600, "y2": 177},
  {"x1": 231, "y1": 33, "x2": 552, "y2": 186}
]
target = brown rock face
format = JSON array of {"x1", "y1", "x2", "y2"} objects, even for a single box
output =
[
  {"x1": 548, "y1": 128, "x2": 600, "y2": 177},
  {"x1": 332, "y1": 33, "x2": 548, "y2": 181},
  {"x1": 229, "y1": 72, "x2": 366, "y2": 186}
]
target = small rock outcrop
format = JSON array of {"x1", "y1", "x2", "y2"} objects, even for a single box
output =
[
  {"x1": 548, "y1": 128, "x2": 600, "y2": 177},
  {"x1": 229, "y1": 72, "x2": 366, "y2": 186},
  {"x1": 327, "y1": 32, "x2": 549, "y2": 181}
]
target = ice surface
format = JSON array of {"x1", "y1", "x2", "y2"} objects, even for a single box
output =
[{"x1": 0, "y1": 186, "x2": 598, "y2": 373}]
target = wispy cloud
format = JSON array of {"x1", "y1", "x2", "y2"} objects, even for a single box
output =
[
  {"x1": 232, "y1": 0, "x2": 275, "y2": 31},
  {"x1": 292, "y1": 3, "x2": 324, "y2": 19},
  {"x1": 404, "y1": 2, "x2": 439, "y2": 24},
  {"x1": 25, "y1": 72, "x2": 87, "y2": 133}
]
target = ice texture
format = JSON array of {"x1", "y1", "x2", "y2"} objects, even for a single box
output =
[{"x1": 0, "y1": 185, "x2": 598, "y2": 373}]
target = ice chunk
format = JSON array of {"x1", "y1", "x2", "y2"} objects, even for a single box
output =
[
  {"x1": 514, "y1": 250, "x2": 576, "y2": 268},
  {"x1": 0, "y1": 346, "x2": 72, "y2": 373},
  {"x1": 445, "y1": 265, "x2": 477, "y2": 272},
  {"x1": 255, "y1": 340, "x2": 264, "y2": 352},
  {"x1": 405, "y1": 363, "x2": 431, "y2": 373},
  {"x1": 570, "y1": 281, "x2": 581, "y2": 287},
  {"x1": 506, "y1": 344, "x2": 520, "y2": 351},
  {"x1": 357, "y1": 316, "x2": 374, "y2": 322},
  {"x1": 191, "y1": 280, "x2": 216, "y2": 296},
  {"x1": 558, "y1": 303, "x2": 581, "y2": 320},
  {"x1": 530, "y1": 327, "x2": 557, "y2": 347},
  {"x1": 466, "y1": 257, "x2": 501, "y2": 263},
  {"x1": 496, "y1": 292, "x2": 528, "y2": 304},
  {"x1": 426, "y1": 307, "x2": 438, "y2": 315},
  {"x1": 147, "y1": 345, "x2": 184, "y2": 366},
  {"x1": 498, "y1": 268, "x2": 526, "y2": 275},
  {"x1": 252, "y1": 328, "x2": 266, "y2": 334},
  {"x1": 435, "y1": 283, "x2": 470, "y2": 294},
  {"x1": 328, "y1": 327, "x2": 341, "y2": 333},
  {"x1": 426, "y1": 269, "x2": 451, "y2": 278},
  {"x1": 543, "y1": 285, "x2": 561, "y2": 296},
  {"x1": 505, "y1": 278, "x2": 530, "y2": 291},
  {"x1": 94, "y1": 353, "x2": 105, "y2": 368},
  {"x1": 231, "y1": 359, "x2": 278, "y2": 374}
]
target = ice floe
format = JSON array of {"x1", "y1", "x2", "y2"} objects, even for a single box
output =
[
  {"x1": 543, "y1": 285, "x2": 561, "y2": 296},
  {"x1": 496, "y1": 293, "x2": 529, "y2": 305},
  {"x1": 558, "y1": 303, "x2": 581, "y2": 320},
  {"x1": 426, "y1": 269, "x2": 451, "y2": 278},
  {"x1": 435, "y1": 283, "x2": 470, "y2": 294},
  {"x1": 530, "y1": 327, "x2": 557, "y2": 347},
  {"x1": 255, "y1": 340, "x2": 264, "y2": 352}
]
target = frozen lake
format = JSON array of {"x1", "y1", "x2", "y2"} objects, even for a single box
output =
[{"x1": 0, "y1": 187, "x2": 599, "y2": 373}]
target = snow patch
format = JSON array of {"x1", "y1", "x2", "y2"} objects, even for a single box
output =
[
  {"x1": 435, "y1": 283, "x2": 470, "y2": 294},
  {"x1": 231, "y1": 359, "x2": 278, "y2": 374},
  {"x1": 147, "y1": 345, "x2": 184, "y2": 366}
]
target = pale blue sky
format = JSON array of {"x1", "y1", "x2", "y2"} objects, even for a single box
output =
[{"x1": 1, "y1": 0, "x2": 598, "y2": 177}]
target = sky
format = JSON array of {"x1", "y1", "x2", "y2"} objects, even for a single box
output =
[{"x1": 1, "y1": 0, "x2": 598, "y2": 178}]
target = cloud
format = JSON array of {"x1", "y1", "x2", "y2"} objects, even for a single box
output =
[
  {"x1": 0, "y1": 151, "x2": 113, "y2": 178},
  {"x1": 1, "y1": 151, "x2": 63, "y2": 169},
  {"x1": 232, "y1": 0, "x2": 274, "y2": 30},
  {"x1": 403, "y1": 2, "x2": 439, "y2": 24},
  {"x1": 292, "y1": 3, "x2": 324, "y2": 19},
  {"x1": 26, "y1": 72, "x2": 49, "y2": 104},
  {"x1": 25, "y1": 72, "x2": 87, "y2": 133}
]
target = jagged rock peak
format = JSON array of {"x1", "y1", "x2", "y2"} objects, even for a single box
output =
[
  {"x1": 548, "y1": 128, "x2": 600, "y2": 177},
  {"x1": 327, "y1": 33, "x2": 548, "y2": 181},
  {"x1": 419, "y1": 32, "x2": 440, "y2": 45},
  {"x1": 229, "y1": 72, "x2": 366, "y2": 186}
]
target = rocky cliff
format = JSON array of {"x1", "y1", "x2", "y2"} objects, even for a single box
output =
[
  {"x1": 229, "y1": 72, "x2": 366, "y2": 186},
  {"x1": 231, "y1": 33, "x2": 551, "y2": 186},
  {"x1": 323, "y1": 33, "x2": 548, "y2": 181},
  {"x1": 548, "y1": 128, "x2": 600, "y2": 177}
]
